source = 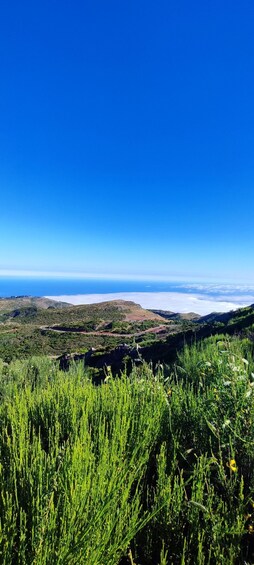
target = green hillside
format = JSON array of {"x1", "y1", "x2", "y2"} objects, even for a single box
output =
[
  {"x1": 0, "y1": 295, "x2": 70, "y2": 312},
  {"x1": 1, "y1": 297, "x2": 254, "y2": 368},
  {"x1": 0, "y1": 298, "x2": 185, "y2": 362}
]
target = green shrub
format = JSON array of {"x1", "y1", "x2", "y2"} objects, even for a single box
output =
[{"x1": 1, "y1": 335, "x2": 254, "y2": 563}]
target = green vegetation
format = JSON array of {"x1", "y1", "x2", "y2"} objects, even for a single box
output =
[
  {"x1": 107, "y1": 319, "x2": 163, "y2": 334},
  {"x1": 0, "y1": 298, "x2": 173, "y2": 361},
  {"x1": 1, "y1": 335, "x2": 254, "y2": 563},
  {"x1": 0, "y1": 299, "x2": 131, "y2": 327},
  {"x1": 0, "y1": 327, "x2": 122, "y2": 362},
  {"x1": 1, "y1": 296, "x2": 253, "y2": 365},
  {"x1": 0, "y1": 296, "x2": 70, "y2": 313}
]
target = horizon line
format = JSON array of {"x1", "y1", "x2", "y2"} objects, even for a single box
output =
[{"x1": 0, "y1": 269, "x2": 253, "y2": 285}]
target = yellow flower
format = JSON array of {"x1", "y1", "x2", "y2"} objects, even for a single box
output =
[
  {"x1": 228, "y1": 459, "x2": 237, "y2": 472},
  {"x1": 248, "y1": 524, "x2": 254, "y2": 534},
  {"x1": 167, "y1": 389, "x2": 172, "y2": 397},
  {"x1": 213, "y1": 388, "x2": 219, "y2": 401}
]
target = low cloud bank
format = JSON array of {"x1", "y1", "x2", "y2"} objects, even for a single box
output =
[{"x1": 45, "y1": 291, "x2": 252, "y2": 316}]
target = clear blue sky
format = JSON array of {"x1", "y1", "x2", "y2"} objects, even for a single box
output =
[{"x1": 1, "y1": 0, "x2": 254, "y2": 281}]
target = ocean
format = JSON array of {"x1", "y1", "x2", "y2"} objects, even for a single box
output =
[{"x1": 1, "y1": 276, "x2": 254, "y2": 315}]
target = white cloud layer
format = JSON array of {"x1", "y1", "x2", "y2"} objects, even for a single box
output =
[{"x1": 45, "y1": 291, "x2": 252, "y2": 315}]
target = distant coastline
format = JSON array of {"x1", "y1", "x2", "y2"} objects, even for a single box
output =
[{"x1": 0, "y1": 277, "x2": 253, "y2": 315}]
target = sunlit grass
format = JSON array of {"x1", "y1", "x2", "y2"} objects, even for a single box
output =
[{"x1": 0, "y1": 335, "x2": 254, "y2": 563}]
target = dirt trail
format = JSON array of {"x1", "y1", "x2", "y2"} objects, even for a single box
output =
[{"x1": 42, "y1": 324, "x2": 169, "y2": 338}]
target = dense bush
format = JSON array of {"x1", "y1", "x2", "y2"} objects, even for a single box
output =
[{"x1": 0, "y1": 336, "x2": 254, "y2": 563}]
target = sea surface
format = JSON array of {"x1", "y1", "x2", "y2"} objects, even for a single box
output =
[{"x1": 1, "y1": 277, "x2": 254, "y2": 315}]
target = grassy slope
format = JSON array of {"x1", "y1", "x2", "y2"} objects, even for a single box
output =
[{"x1": 1, "y1": 336, "x2": 254, "y2": 564}]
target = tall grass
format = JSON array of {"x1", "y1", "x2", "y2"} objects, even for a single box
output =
[
  {"x1": 0, "y1": 336, "x2": 254, "y2": 563},
  {"x1": 0, "y1": 359, "x2": 167, "y2": 564}
]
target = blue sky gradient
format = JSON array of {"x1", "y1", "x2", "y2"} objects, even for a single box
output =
[{"x1": 1, "y1": 1, "x2": 254, "y2": 281}]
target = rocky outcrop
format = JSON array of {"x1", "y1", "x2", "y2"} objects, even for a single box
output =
[{"x1": 58, "y1": 343, "x2": 143, "y2": 375}]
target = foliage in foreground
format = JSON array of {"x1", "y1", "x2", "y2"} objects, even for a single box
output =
[{"x1": 0, "y1": 336, "x2": 254, "y2": 563}]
